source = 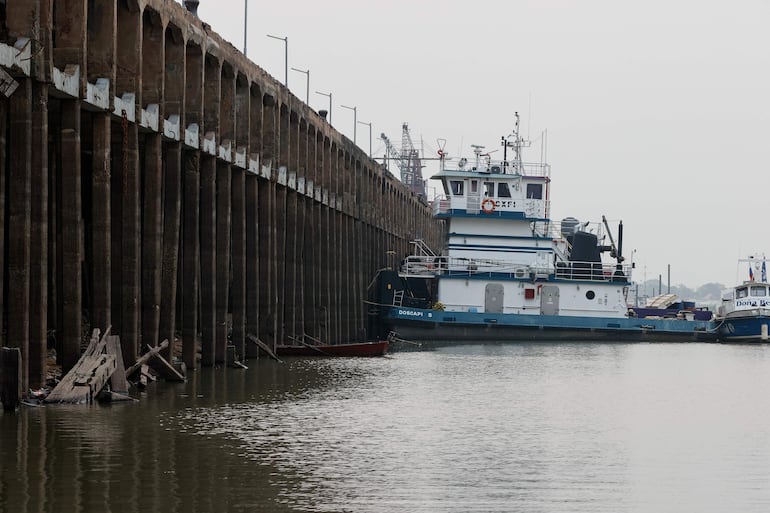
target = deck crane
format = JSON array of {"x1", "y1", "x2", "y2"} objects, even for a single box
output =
[{"x1": 379, "y1": 123, "x2": 426, "y2": 198}]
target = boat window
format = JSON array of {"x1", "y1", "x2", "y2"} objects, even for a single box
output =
[
  {"x1": 736, "y1": 287, "x2": 748, "y2": 299},
  {"x1": 441, "y1": 180, "x2": 450, "y2": 196},
  {"x1": 450, "y1": 180, "x2": 464, "y2": 196},
  {"x1": 526, "y1": 183, "x2": 543, "y2": 199},
  {"x1": 498, "y1": 183, "x2": 511, "y2": 198},
  {"x1": 484, "y1": 181, "x2": 495, "y2": 197},
  {"x1": 750, "y1": 285, "x2": 767, "y2": 296},
  {"x1": 470, "y1": 180, "x2": 478, "y2": 193}
]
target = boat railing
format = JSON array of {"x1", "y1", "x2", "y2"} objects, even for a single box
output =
[
  {"x1": 442, "y1": 158, "x2": 551, "y2": 178},
  {"x1": 409, "y1": 239, "x2": 437, "y2": 257},
  {"x1": 401, "y1": 255, "x2": 632, "y2": 282}
]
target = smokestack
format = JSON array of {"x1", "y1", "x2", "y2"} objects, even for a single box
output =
[
  {"x1": 184, "y1": 0, "x2": 199, "y2": 17},
  {"x1": 318, "y1": 110, "x2": 328, "y2": 120}
]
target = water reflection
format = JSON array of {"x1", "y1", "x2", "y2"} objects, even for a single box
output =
[{"x1": 3, "y1": 344, "x2": 770, "y2": 512}]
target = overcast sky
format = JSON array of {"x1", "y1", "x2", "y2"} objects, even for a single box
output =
[{"x1": 194, "y1": 0, "x2": 770, "y2": 289}]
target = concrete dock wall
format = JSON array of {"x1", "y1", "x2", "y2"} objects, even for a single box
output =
[{"x1": 0, "y1": 0, "x2": 442, "y2": 391}]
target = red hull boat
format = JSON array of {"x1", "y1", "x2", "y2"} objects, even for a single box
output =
[{"x1": 276, "y1": 340, "x2": 389, "y2": 357}]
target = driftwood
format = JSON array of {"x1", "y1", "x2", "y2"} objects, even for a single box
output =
[
  {"x1": 146, "y1": 351, "x2": 185, "y2": 382},
  {"x1": 246, "y1": 334, "x2": 282, "y2": 363},
  {"x1": 45, "y1": 328, "x2": 117, "y2": 404},
  {"x1": 125, "y1": 340, "x2": 184, "y2": 382},
  {"x1": 125, "y1": 340, "x2": 169, "y2": 378}
]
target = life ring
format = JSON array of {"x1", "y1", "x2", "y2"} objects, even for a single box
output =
[{"x1": 481, "y1": 198, "x2": 496, "y2": 213}]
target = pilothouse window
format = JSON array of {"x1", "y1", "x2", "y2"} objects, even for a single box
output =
[
  {"x1": 750, "y1": 285, "x2": 767, "y2": 296},
  {"x1": 526, "y1": 183, "x2": 543, "y2": 199},
  {"x1": 484, "y1": 182, "x2": 494, "y2": 197},
  {"x1": 736, "y1": 287, "x2": 748, "y2": 299},
  {"x1": 450, "y1": 180, "x2": 464, "y2": 196},
  {"x1": 498, "y1": 183, "x2": 511, "y2": 198}
]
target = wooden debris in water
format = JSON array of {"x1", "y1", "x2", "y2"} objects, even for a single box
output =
[{"x1": 45, "y1": 328, "x2": 117, "y2": 404}]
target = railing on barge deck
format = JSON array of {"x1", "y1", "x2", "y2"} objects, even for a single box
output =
[{"x1": 400, "y1": 255, "x2": 632, "y2": 283}]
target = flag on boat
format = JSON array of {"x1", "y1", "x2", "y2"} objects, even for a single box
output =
[
  {"x1": 762, "y1": 260, "x2": 767, "y2": 282},
  {"x1": 749, "y1": 265, "x2": 755, "y2": 281}
]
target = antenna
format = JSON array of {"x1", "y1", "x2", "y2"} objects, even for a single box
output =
[{"x1": 471, "y1": 144, "x2": 485, "y2": 169}]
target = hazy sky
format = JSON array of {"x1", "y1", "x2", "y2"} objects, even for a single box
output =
[{"x1": 194, "y1": 0, "x2": 770, "y2": 288}]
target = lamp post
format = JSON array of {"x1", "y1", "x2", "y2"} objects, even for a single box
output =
[
  {"x1": 266, "y1": 34, "x2": 287, "y2": 87},
  {"x1": 358, "y1": 120, "x2": 372, "y2": 157},
  {"x1": 291, "y1": 67, "x2": 309, "y2": 105},
  {"x1": 315, "y1": 90, "x2": 332, "y2": 123},
  {"x1": 340, "y1": 104, "x2": 357, "y2": 143},
  {"x1": 243, "y1": 0, "x2": 248, "y2": 56}
]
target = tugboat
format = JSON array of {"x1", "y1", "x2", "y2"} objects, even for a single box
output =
[
  {"x1": 716, "y1": 255, "x2": 770, "y2": 343},
  {"x1": 369, "y1": 113, "x2": 715, "y2": 346}
]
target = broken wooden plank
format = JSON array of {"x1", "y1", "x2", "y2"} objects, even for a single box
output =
[
  {"x1": 105, "y1": 335, "x2": 129, "y2": 393},
  {"x1": 97, "y1": 390, "x2": 137, "y2": 403},
  {"x1": 146, "y1": 351, "x2": 185, "y2": 382},
  {"x1": 1, "y1": 347, "x2": 22, "y2": 411},
  {"x1": 136, "y1": 364, "x2": 151, "y2": 390},
  {"x1": 125, "y1": 339, "x2": 169, "y2": 378},
  {"x1": 45, "y1": 354, "x2": 116, "y2": 404},
  {"x1": 246, "y1": 334, "x2": 282, "y2": 363}
]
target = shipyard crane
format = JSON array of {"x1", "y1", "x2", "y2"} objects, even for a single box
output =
[{"x1": 380, "y1": 123, "x2": 426, "y2": 198}]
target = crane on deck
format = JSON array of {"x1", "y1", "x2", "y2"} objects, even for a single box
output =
[{"x1": 380, "y1": 123, "x2": 426, "y2": 199}]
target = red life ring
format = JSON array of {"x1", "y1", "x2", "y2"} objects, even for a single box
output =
[{"x1": 481, "y1": 198, "x2": 496, "y2": 213}]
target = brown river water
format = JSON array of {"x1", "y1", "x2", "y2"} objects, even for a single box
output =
[{"x1": 3, "y1": 342, "x2": 770, "y2": 512}]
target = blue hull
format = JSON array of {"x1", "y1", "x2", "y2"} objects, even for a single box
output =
[
  {"x1": 718, "y1": 312, "x2": 770, "y2": 343},
  {"x1": 385, "y1": 306, "x2": 717, "y2": 347}
]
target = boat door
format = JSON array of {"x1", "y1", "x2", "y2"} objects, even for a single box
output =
[
  {"x1": 485, "y1": 283, "x2": 504, "y2": 313},
  {"x1": 467, "y1": 179, "x2": 480, "y2": 213},
  {"x1": 541, "y1": 285, "x2": 560, "y2": 315}
]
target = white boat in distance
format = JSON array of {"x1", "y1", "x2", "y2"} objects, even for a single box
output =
[{"x1": 716, "y1": 255, "x2": 770, "y2": 343}]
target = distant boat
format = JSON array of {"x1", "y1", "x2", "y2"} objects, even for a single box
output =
[
  {"x1": 631, "y1": 293, "x2": 713, "y2": 321},
  {"x1": 276, "y1": 340, "x2": 389, "y2": 357},
  {"x1": 369, "y1": 113, "x2": 716, "y2": 346},
  {"x1": 716, "y1": 255, "x2": 770, "y2": 343}
]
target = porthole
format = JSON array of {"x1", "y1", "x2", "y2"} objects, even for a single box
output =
[{"x1": 586, "y1": 290, "x2": 596, "y2": 300}]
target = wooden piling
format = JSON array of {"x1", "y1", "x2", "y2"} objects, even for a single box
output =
[
  {"x1": 60, "y1": 99, "x2": 82, "y2": 374},
  {"x1": 231, "y1": 168, "x2": 246, "y2": 361},
  {"x1": 0, "y1": 347, "x2": 21, "y2": 410},
  {"x1": 182, "y1": 150, "x2": 201, "y2": 369},
  {"x1": 92, "y1": 113, "x2": 112, "y2": 335},
  {"x1": 142, "y1": 133, "x2": 163, "y2": 349},
  {"x1": 215, "y1": 162, "x2": 231, "y2": 364},
  {"x1": 29, "y1": 81, "x2": 49, "y2": 388},
  {"x1": 160, "y1": 142, "x2": 182, "y2": 362},
  {"x1": 245, "y1": 174, "x2": 260, "y2": 358},
  {"x1": 199, "y1": 155, "x2": 216, "y2": 367}
]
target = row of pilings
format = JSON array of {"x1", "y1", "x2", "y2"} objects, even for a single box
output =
[{"x1": 0, "y1": 0, "x2": 443, "y2": 393}]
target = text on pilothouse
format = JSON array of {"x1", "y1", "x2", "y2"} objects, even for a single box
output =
[{"x1": 736, "y1": 299, "x2": 770, "y2": 307}]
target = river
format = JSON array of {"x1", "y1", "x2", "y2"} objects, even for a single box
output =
[{"x1": 2, "y1": 342, "x2": 770, "y2": 512}]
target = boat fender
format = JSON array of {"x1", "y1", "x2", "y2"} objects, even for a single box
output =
[{"x1": 481, "y1": 198, "x2": 495, "y2": 213}]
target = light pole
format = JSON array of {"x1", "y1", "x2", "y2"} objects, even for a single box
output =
[
  {"x1": 291, "y1": 67, "x2": 309, "y2": 105},
  {"x1": 266, "y1": 34, "x2": 287, "y2": 87},
  {"x1": 340, "y1": 104, "x2": 357, "y2": 143},
  {"x1": 243, "y1": 0, "x2": 248, "y2": 56},
  {"x1": 358, "y1": 120, "x2": 372, "y2": 157},
  {"x1": 315, "y1": 90, "x2": 332, "y2": 123}
]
